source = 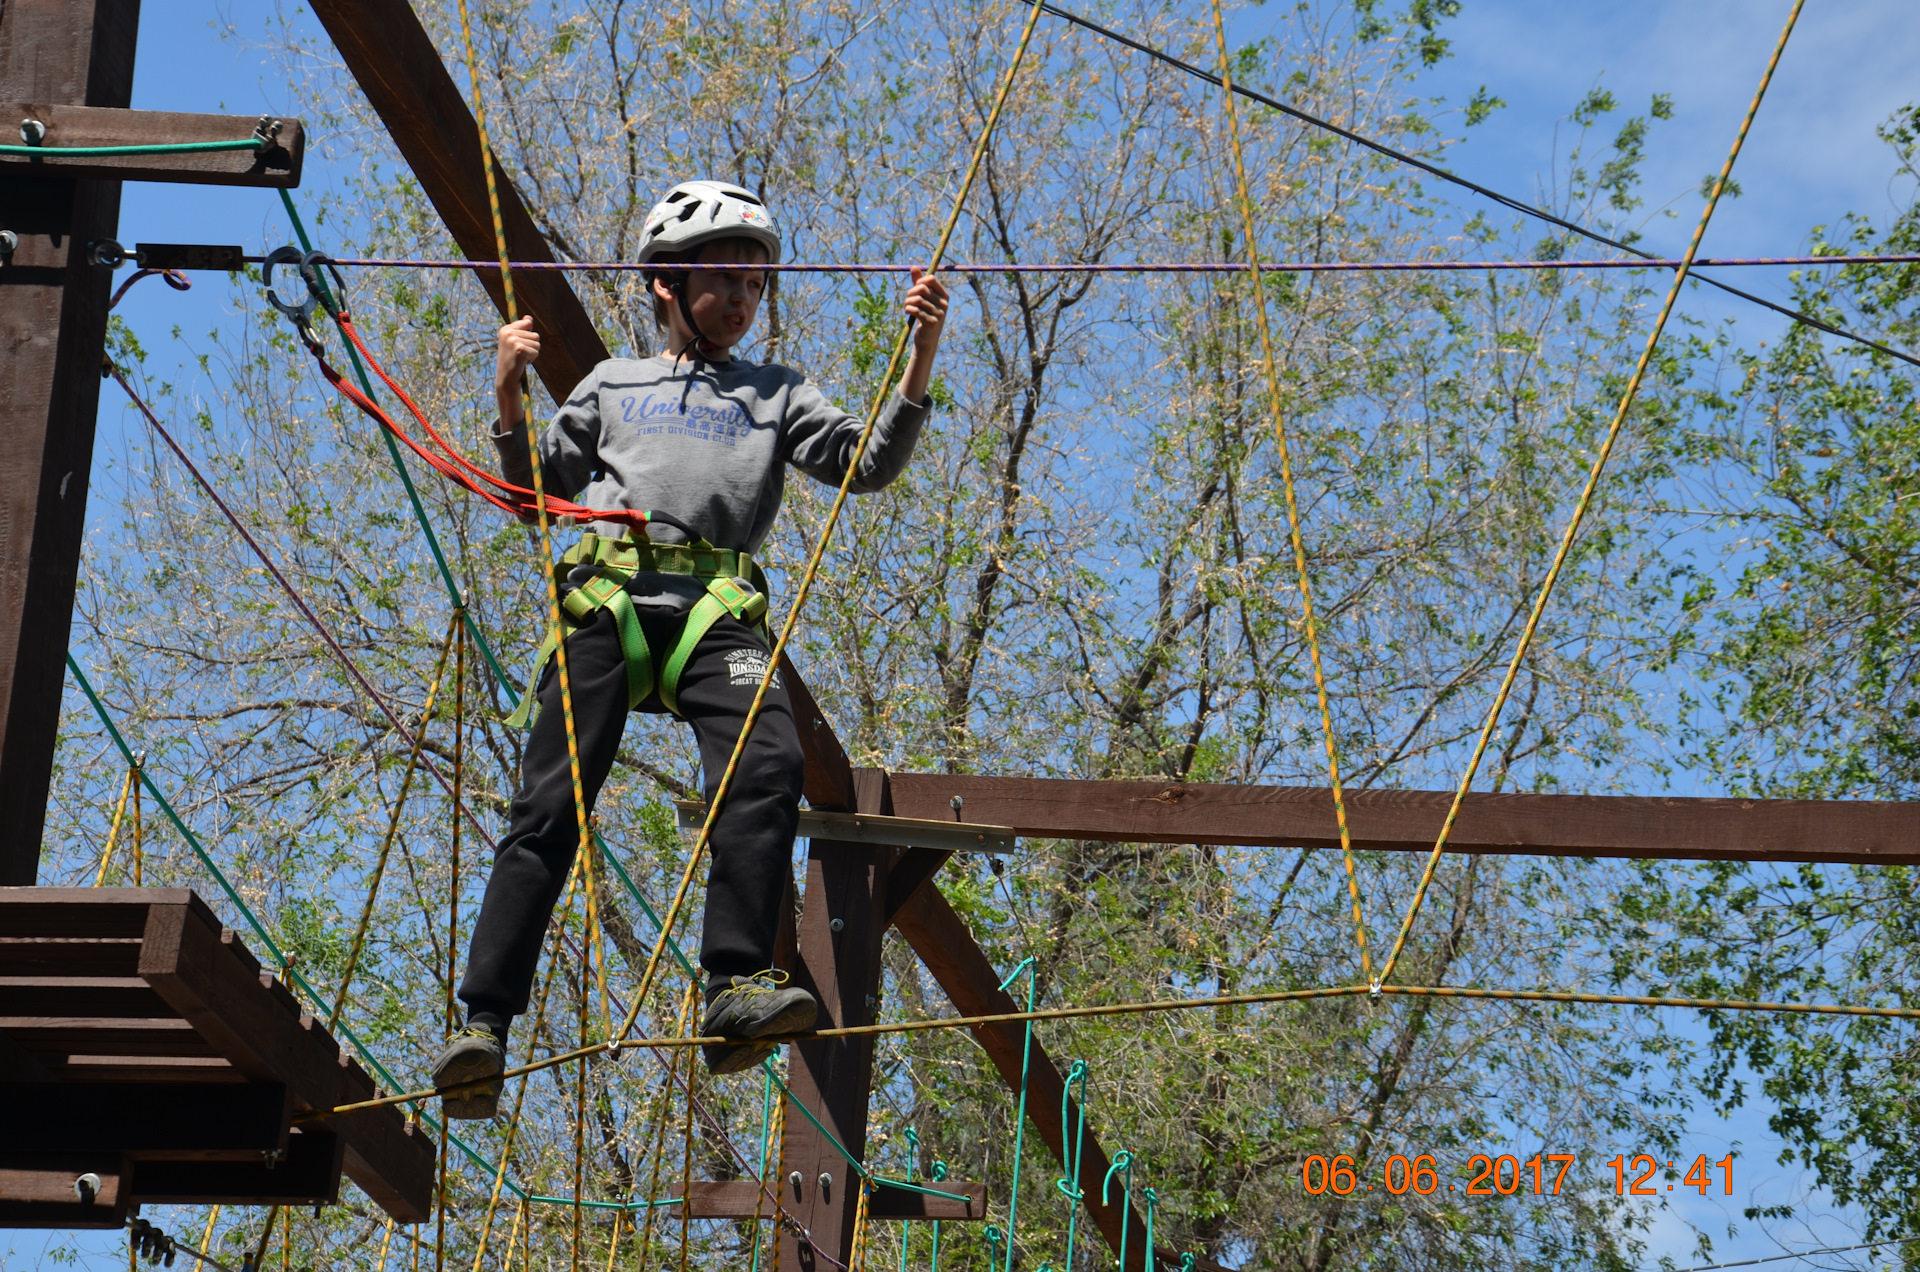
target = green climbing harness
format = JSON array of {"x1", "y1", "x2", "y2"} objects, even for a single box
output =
[{"x1": 505, "y1": 530, "x2": 771, "y2": 728}]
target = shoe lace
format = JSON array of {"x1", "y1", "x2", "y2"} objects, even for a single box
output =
[{"x1": 714, "y1": 968, "x2": 791, "y2": 1003}]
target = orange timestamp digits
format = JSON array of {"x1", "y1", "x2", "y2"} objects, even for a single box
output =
[{"x1": 1297, "y1": 1153, "x2": 1736, "y2": 1197}]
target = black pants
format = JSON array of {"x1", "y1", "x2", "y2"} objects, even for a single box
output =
[{"x1": 457, "y1": 605, "x2": 805, "y2": 1026}]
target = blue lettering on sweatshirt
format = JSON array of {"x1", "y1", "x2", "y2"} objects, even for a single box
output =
[{"x1": 619, "y1": 394, "x2": 755, "y2": 447}]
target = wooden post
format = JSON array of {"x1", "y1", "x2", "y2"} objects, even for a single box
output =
[
  {"x1": 0, "y1": 0, "x2": 139, "y2": 884},
  {"x1": 776, "y1": 769, "x2": 897, "y2": 1269}
]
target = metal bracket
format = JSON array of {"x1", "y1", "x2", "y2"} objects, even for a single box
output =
[{"x1": 674, "y1": 800, "x2": 1017, "y2": 855}]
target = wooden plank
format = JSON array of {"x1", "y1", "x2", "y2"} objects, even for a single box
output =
[
  {"x1": 0, "y1": 974, "x2": 172, "y2": 1016},
  {"x1": 48, "y1": 1053, "x2": 239, "y2": 1082},
  {"x1": 881, "y1": 847, "x2": 951, "y2": 928},
  {"x1": 0, "y1": 1155, "x2": 127, "y2": 1229},
  {"x1": 304, "y1": 0, "x2": 607, "y2": 404},
  {"x1": 777, "y1": 769, "x2": 896, "y2": 1268},
  {"x1": 0, "y1": 0, "x2": 138, "y2": 884},
  {"x1": 0, "y1": 1080, "x2": 290, "y2": 1158},
  {"x1": 0, "y1": 1015, "x2": 215, "y2": 1057},
  {"x1": 0, "y1": 887, "x2": 217, "y2": 937},
  {"x1": 886, "y1": 774, "x2": 1920, "y2": 866},
  {"x1": 676, "y1": 1178, "x2": 987, "y2": 1220},
  {"x1": 892, "y1": 879, "x2": 1153, "y2": 1271},
  {"x1": 128, "y1": 1130, "x2": 343, "y2": 1206},
  {"x1": 782, "y1": 654, "x2": 859, "y2": 813},
  {"x1": 137, "y1": 900, "x2": 436, "y2": 1222},
  {"x1": 0, "y1": 936, "x2": 144, "y2": 976},
  {"x1": 0, "y1": 102, "x2": 303, "y2": 186}
]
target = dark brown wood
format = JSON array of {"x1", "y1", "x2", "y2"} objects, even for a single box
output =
[
  {"x1": 783, "y1": 654, "x2": 859, "y2": 813},
  {"x1": 0, "y1": 1081, "x2": 290, "y2": 1158},
  {"x1": 0, "y1": 0, "x2": 137, "y2": 885},
  {"x1": 892, "y1": 879, "x2": 1153, "y2": 1272},
  {"x1": 304, "y1": 0, "x2": 608, "y2": 403},
  {"x1": 887, "y1": 773, "x2": 1920, "y2": 866},
  {"x1": 0, "y1": 1155, "x2": 128, "y2": 1228},
  {"x1": 881, "y1": 847, "x2": 951, "y2": 928},
  {"x1": 0, "y1": 890, "x2": 433, "y2": 1221},
  {"x1": 127, "y1": 1130, "x2": 343, "y2": 1206},
  {"x1": 0, "y1": 103, "x2": 303, "y2": 186},
  {"x1": 677, "y1": 1178, "x2": 987, "y2": 1220},
  {"x1": 0, "y1": 936, "x2": 144, "y2": 976},
  {"x1": 135, "y1": 898, "x2": 436, "y2": 1221},
  {"x1": 777, "y1": 770, "x2": 897, "y2": 1269}
]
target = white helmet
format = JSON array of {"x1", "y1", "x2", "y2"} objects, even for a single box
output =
[{"x1": 638, "y1": 180, "x2": 781, "y2": 265}]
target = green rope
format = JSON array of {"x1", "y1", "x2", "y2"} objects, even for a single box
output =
[
  {"x1": 1055, "y1": 1059, "x2": 1090, "y2": 1270},
  {"x1": 929, "y1": 1160, "x2": 949, "y2": 1271},
  {"x1": 275, "y1": 189, "x2": 515, "y2": 704},
  {"x1": 1102, "y1": 1151, "x2": 1134, "y2": 1272},
  {"x1": 900, "y1": 1127, "x2": 921, "y2": 1272},
  {"x1": 1, "y1": 138, "x2": 262, "y2": 158},
  {"x1": 65, "y1": 653, "x2": 527, "y2": 1198},
  {"x1": 1142, "y1": 1187, "x2": 1159, "y2": 1271},
  {"x1": 997, "y1": 956, "x2": 1038, "y2": 1272}
]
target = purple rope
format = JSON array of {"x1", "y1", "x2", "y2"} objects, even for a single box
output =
[
  {"x1": 275, "y1": 252, "x2": 1920, "y2": 274},
  {"x1": 110, "y1": 365, "x2": 498, "y2": 853}
]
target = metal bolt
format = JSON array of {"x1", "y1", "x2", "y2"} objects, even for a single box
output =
[
  {"x1": 865, "y1": 993, "x2": 879, "y2": 1012},
  {"x1": 87, "y1": 238, "x2": 128, "y2": 269},
  {"x1": 0, "y1": 229, "x2": 16, "y2": 260},
  {"x1": 950, "y1": 795, "x2": 964, "y2": 816},
  {"x1": 829, "y1": 917, "x2": 845, "y2": 933},
  {"x1": 788, "y1": 1170, "x2": 803, "y2": 1192},
  {"x1": 73, "y1": 1173, "x2": 100, "y2": 1204},
  {"x1": 19, "y1": 118, "x2": 46, "y2": 145},
  {"x1": 818, "y1": 1172, "x2": 832, "y2": 1199}
]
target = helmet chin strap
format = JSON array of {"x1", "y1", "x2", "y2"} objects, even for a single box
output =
[{"x1": 669, "y1": 276, "x2": 726, "y2": 363}]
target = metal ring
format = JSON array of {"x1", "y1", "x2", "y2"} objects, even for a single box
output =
[
  {"x1": 262, "y1": 244, "x2": 319, "y2": 332},
  {"x1": 297, "y1": 248, "x2": 347, "y2": 318}
]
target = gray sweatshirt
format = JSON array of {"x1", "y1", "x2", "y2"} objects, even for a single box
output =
[{"x1": 494, "y1": 355, "x2": 929, "y2": 613}]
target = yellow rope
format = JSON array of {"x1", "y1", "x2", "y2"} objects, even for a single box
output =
[
  {"x1": 637, "y1": 985, "x2": 699, "y2": 1272},
  {"x1": 574, "y1": 913, "x2": 589, "y2": 1272},
  {"x1": 470, "y1": 862, "x2": 586, "y2": 1271},
  {"x1": 753, "y1": 1084, "x2": 787, "y2": 1271},
  {"x1": 677, "y1": 1020, "x2": 698, "y2": 1272},
  {"x1": 1206, "y1": 0, "x2": 1371, "y2": 981},
  {"x1": 376, "y1": 1217, "x2": 395, "y2": 1272},
  {"x1": 1373, "y1": 0, "x2": 1807, "y2": 987},
  {"x1": 334, "y1": 609, "x2": 462, "y2": 1028},
  {"x1": 198, "y1": 1208, "x2": 220, "y2": 1268},
  {"x1": 847, "y1": 1183, "x2": 873, "y2": 1272},
  {"x1": 95, "y1": 761, "x2": 138, "y2": 886},
  {"x1": 450, "y1": 0, "x2": 595, "y2": 1030},
  {"x1": 604, "y1": 0, "x2": 1053, "y2": 1085}
]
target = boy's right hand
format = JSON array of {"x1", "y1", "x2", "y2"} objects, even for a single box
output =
[{"x1": 495, "y1": 316, "x2": 541, "y2": 407}]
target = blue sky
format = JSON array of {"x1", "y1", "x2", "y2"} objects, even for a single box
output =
[{"x1": 19, "y1": 1, "x2": 1918, "y2": 1268}]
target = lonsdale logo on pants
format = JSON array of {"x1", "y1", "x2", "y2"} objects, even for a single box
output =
[{"x1": 724, "y1": 648, "x2": 781, "y2": 689}]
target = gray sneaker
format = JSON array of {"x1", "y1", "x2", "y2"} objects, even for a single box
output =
[
  {"x1": 431, "y1": 1025, "x2": 504, "y2": 1119},
  {"x1": 701, "y1": 973, "x2": 818, "y2": 1075}
]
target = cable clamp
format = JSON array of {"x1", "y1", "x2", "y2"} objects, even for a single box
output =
[
  {"x1": 1368, "y1": 979, "x2": 1383, "y2": 1000},
  {"x1": 252, "y1": 115, "x2": 283, "y2": 147}
]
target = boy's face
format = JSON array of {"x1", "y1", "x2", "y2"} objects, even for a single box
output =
[{"x1": 656, "y1": 239, "x2": 769, "y2": 353}]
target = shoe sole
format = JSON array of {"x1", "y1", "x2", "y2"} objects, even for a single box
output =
[
  {"x1": 435, "y1": 1049, "x2": 504, "y2": 1120},
  {"x1": 703, "y1": 1040, "x2": 777, "y2": 1076}
]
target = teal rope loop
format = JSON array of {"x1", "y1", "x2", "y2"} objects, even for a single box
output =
[
  {"x1": 0, "y1": 137, "x2": 263, "y2": 158},
  {"x1": 999, "y1": 955, "x2": 1040, "y2": 1272},
  {"x1": 1057, "y1": 1058, "x2": 1091, "y2": 1269},
  {"x1": 1143, "y1": 1186, "x2": 1160, "y2": 1271},
  {"x1": 930, "y1": 1160, "x2": 949, "y2": 1272},
  {"x1": 1181, "y1": 1255, "x2": 1196, "y2": 1272},
  {"x1": 1104, "y1": 1151, "x2": 1135, "y2": 1272}
]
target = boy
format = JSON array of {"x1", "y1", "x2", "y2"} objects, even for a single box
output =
[{"x1": 432, "y1": 180, "x2": 949, "y2": 1116}]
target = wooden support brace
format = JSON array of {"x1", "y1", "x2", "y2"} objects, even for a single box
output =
[
  {"x1": 305, "y1": 0, "x2": 610, "y2": 403},
  {"x1": 0, "y1": 1155, "x2": 128, "y2": 1229},
  {"x1": 0, "y1": 1081, "x2": 291, "y2": 1158},
  {"x1": 888, "y1": 773, "x2": 1920, "y2": 865},
  {"x1": 0, "y1": 103, "x2": 303, "y2": 186}
]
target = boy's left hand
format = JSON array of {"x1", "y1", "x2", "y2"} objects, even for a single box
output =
[{"x1": 905, "y1": 268, "x2": 950, "y2": 354}]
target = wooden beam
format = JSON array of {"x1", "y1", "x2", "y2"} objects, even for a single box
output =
[
  {"x1": 304, "y1": 0, "x2": 608, "y2": 403},
  {"x1": 674, "y1": 1178, "x2": 987, "y2": 1220},
  {"x1": 891, "y1": 879, "x2": 1154, "y2": 1271},
  {"x1": 0, "y1": 103, "x2": 303, "y2": 186},
  {"x1": 887, "y1": 774, "x2": 1920, "y2": 866},
  {"x1": 783, "y1": 653, "x2": 860, "y2": 813},
  {"x1": 0, "y1": 1081, "x2": 290, "y2": 1159},
  {"x1": 777, "y1": 770, "x2": 898, "y2": 1268},
  {"x1": 0, "y1": 1155, "x2": 128, "y2": 1229},
  {"x1": 0, "y1": 0, "x2": 137, "y2": 884},
  {"x1": 126, "y1": 1130, "x2": 344, "y2": 1207}
]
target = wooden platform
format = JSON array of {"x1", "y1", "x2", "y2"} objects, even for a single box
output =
[{"x1": 0, "y1": 888, "x2": 435, "y2": 1226}]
